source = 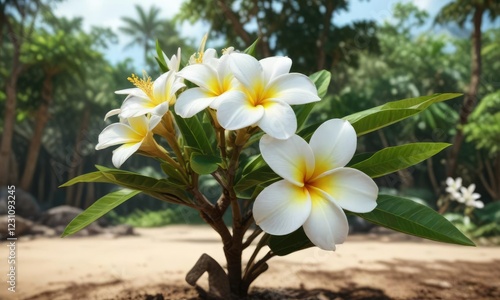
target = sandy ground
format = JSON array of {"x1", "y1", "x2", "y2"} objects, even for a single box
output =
[{"x1": 0, "y1": 225, "x2": 499, "y2": 300}]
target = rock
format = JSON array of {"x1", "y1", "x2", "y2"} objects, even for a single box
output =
[
  {"x1": 27, "y1": 224, "x2": 58, "y2": 237},
  {"x1": 0, "y1": 188, "x2": 41, "y2": 220},
  {"x1": 0, "y1": 215, "x2": 34, "y2": 238},
  {"x1": 38, "y1": 205, "x2": 84, "y2": 227},
  {"x1": 104, "y1": 224, "x2": 135, "y2": 237}
]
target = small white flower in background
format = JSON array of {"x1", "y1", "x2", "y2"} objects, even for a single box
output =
[
  {"x1": 459, "y1": 184, "x2": 483, "y2": 208},
  {"x1": 175, "y1": 53, "x2": 240, "y2": 117},
  {"x1": 115, "y1": 71, "x2": 185, "y2": 122},
  {"x1": 445, "y1": 177, "x2": 462, "y2": 200},
  {"x1": 252, "y1": 119, "x2": 378, "y2": 250},
  {"x1": 95, "y1": 115, "x2": 160, "y2": 168},
  {"x1": 216, "y1": 52, "x2": 320, "y2": 139},
  {"x1": 188, "y1": 34, "x2": 217, "y2": 65}
]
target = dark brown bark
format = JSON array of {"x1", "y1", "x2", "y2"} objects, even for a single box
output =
[
  {"x1": 20, "y1": 73, "x2": 54, "y2": 190},
  {"x1": 66, "y1": 108, "x2": 90, "y2": 206},
  {"x1": 317, "y1": 1, "x2": 335, "y2": 70},
  {"x1": 446, "y1": 6, "x2": 483, "y2": 177}
]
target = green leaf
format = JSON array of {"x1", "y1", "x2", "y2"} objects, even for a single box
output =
[
  {"x1": 309, "y1": 70, "x2": 331, "y2": 99},
  {"x1": 173, "y1": 113, "x2": 215, "y2": 155},
  {"x1": 62, "y1": 189, "x2": 140, "y2": 237},
  {"x1": 59, "y1": 171, "x2": 105, "y2": 187},
  {"x1": 243, "y1": 38, "x2": 259, "y2": 56},
  {"x1": 350, "y1": 143, "x2": 451, "y2": 178},
  {"x1": 344, "y1": 93, "x2": 461, "y2": 136},
  {"x1": 354, "y1": 195, "x2": 475, "y2": 246},
  {"x1": 347, "y1": 108, "x2": 421, "y2": 136},
  {"x1": 235, "y1": 155, "x2": 279, "y2": 193},
  {"x1": 190, "y1": 152, "x2": 222, "y2": 174},
  {"x1": 268, "y1": 228, "x2": 314, "y2": 256},
  {"x1": 155, "y1": 40, "x2": 169, "y2": 73},
  {"x1": 295, "y1": 70, "x2": 331, "y2": 129}
]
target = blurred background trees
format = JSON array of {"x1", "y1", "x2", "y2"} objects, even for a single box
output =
[{"x1": 0, "y1": 0, "x2": 499, "y2": 232}]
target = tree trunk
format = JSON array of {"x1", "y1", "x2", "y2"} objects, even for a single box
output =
[
  {"x1": 446, "y1": 5, "x2": 483, "y2": 177},
  {"x1": 20, "y1": 74, "x2": 54, "y2": 190},
  {"x1": 0, "y1": 66, "x2": 23, "y2": 185},
  {"x1": 66, "y1": 108, "x2": 90, "y2": 206}
]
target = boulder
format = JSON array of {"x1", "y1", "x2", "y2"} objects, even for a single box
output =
[
  {"x1": 0, "y1": 215, "x2": 34, "y2": 238},
  {"x1": 0, "y1": 188, "x2": 41, "y2": 220}
]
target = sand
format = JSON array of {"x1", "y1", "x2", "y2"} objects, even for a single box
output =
[{"x1": 1, "y1": 225, "x2": 499, "y2": 299}]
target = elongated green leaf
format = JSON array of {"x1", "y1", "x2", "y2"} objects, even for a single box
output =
[
  {"x1": 59, "y1": 171, "x2": 106, "y2": 187},
  {"x1": 190, "y1": 152, "x2": 221, "y2": 174},
  {"x1": 350, "y1": 143, "x2": 450, "y2": 178},
  {"x1": 347, "y1": 108, "x2": 421, "y2": 136},
  {"x1": 344, "y1": 93, "x2": 461, "y2": 136},
  {"x1": 354, "y1": 194, "x2": 475, "y2": 246},
  {"x1": 62, "y1": 189, "x2": 140, "y2": 237},
  {"x1": 309, "y1": 70, "x2": 331, "y2": 99},
  {"x1": 295, "y1": 70, "x2": 331, "y2": 129},
  {"x1": 243, "y1": 38, "x2": 259, "y2": 56},
  {"x1": 155, "y1": 40, "x2": 169, "y2": 72},
  {"x1": 268, "y1": 228, "x2": 314, "y2": 256},
  {"x1": 173, "y1": 113, "x2": 214, "y2": 155}
]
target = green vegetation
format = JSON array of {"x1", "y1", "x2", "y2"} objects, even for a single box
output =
[{"x1": 1, "y1": 1, "x2": 499, "y2": 236}]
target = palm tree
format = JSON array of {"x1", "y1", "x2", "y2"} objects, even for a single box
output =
[
  {"x1": 436, "y1": 0, "x2": 500, "y2": 177},
  {"x1": 119, "y1": 5, "x2": 163, "y2": 67}
]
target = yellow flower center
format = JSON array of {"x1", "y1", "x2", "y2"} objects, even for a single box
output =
[{"x1": 127, "y1": 73, "x2": 154, "y2": 100}]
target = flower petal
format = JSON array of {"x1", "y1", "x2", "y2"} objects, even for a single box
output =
[
  {"x1": 112, "y1": 142, "x2": 142, "y2": 168},
  {"x1": 217, "y1": 96, "x2": 264, "y2": 130},
  {"x1": 95, "y1": 123, "x2": 142, "y2": 150},
  {"x1": 120, "y1": 96, "x2": 156, "y2": 118},
  {"x1": 210, "y1": 90, "x2": 244, "y2": 110},
  {"x1": 260, "y1": 134, "x2": 314, "y2": 187},
  {"x1": 177, "y1": 63, "x2": 218, "y2": 92},
  {"x1": 104, "y1": 108, "x2": 121, "y2": 121},
  {"x1": 253, "y1": 180, "x2": 311, "y2": 235},
  {"x1": 229, "y1": 52, "x2": 263, "y2": 90},
  {"x1": 115, "y1": 88, "x2": 147, "y2": 98},
  {"x1": 175, "y1": 88, "x2": 216, "y2": 118},
  {"x1": 268, "y1": 73, "x2": 320, "y2": 105},
  {"x1": 311, "y1": 167, "x2": 378, "y2": 213},
  {"x1": 153, "y1": 70, "x2": 179, "y2": 102},
  {"x1": 303, "y1": 188, "x2": 349, "y2": 250},
  {"x1": 257, "y1": 100, "x2": 297, "y2": 140},
  {"x1": 309, "y1": 119, "x2": 357, "y2": 177},
  {"x1": 260, "y1": 56, "x2": 292, "y2": 82}
]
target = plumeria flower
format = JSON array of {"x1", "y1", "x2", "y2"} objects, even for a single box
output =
[
  {"x1": 162, "y1": 47, "x2": 182, "y2": 72},
  {"x1": 459, "y1": 184, "x2": 483, "y2": 208},
  {"x1": 175, "y1": 53, "x2": 240, "y2": 118},
  {"x1": 217, "y1": 52, "x2": 320, "y2": 139},
  {"x1": 188, "y1": 33, "x2": 217, "y2": 65},
  {"x1": 115, "y1": 71, "x2": 185, "y2": 122},
  {"x1": 445, "y1": 177, "x2": 462, "y2": 200},
  {"x1": 253, "y1": 119, "x2": 378, "y2": 250},
  {"x1": 95, "y1": 115, "x2": 164, "y2": 168}
]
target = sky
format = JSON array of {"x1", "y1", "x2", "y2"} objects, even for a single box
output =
[{"x1": 53, "y1": 0, "x2": 451, "y2": 68}]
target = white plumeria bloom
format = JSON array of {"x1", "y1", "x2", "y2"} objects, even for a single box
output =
[
  {"x1": 445, "y1": 177, "x2": 462, "y2": 200},
  {"x1": 162, "y1": 47, "x2": 182, "y2": 72},
  {"x1": 459, "y1": 184, "x2": 483, "y2": 208},
  {"x1": 253, "y1": 119, "x2": 378, "y2": 250},
  {"x1": 175, "y1": 53, "x2": 241, "y2": 118},
  {"x1": 95, "y1": 115, "x2": 160, "y2": 168},
  {"x1": 115, "y1": 71, "x2": 185, "y2": 121},
  {"x1": 217, "y1": 53, "x2": 320, "y2": 139}
]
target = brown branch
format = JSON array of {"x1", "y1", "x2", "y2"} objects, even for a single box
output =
[
  {"x1": 216, "y1": 0, "x2": 252, "y2": 45},
  {"x1": 242, "y1": 227, "x2": 262, "y2": 249},
  {"x1": 317, "y1": 1, "x2": 335, "y2": 70}
]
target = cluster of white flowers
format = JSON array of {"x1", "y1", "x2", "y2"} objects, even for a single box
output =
[
  {"x1": 445, "y1": 177, "x2": 483, "y2": 209},
  {"x1": 95, "y1": 38, "x2": 378, "y2": 251}
]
